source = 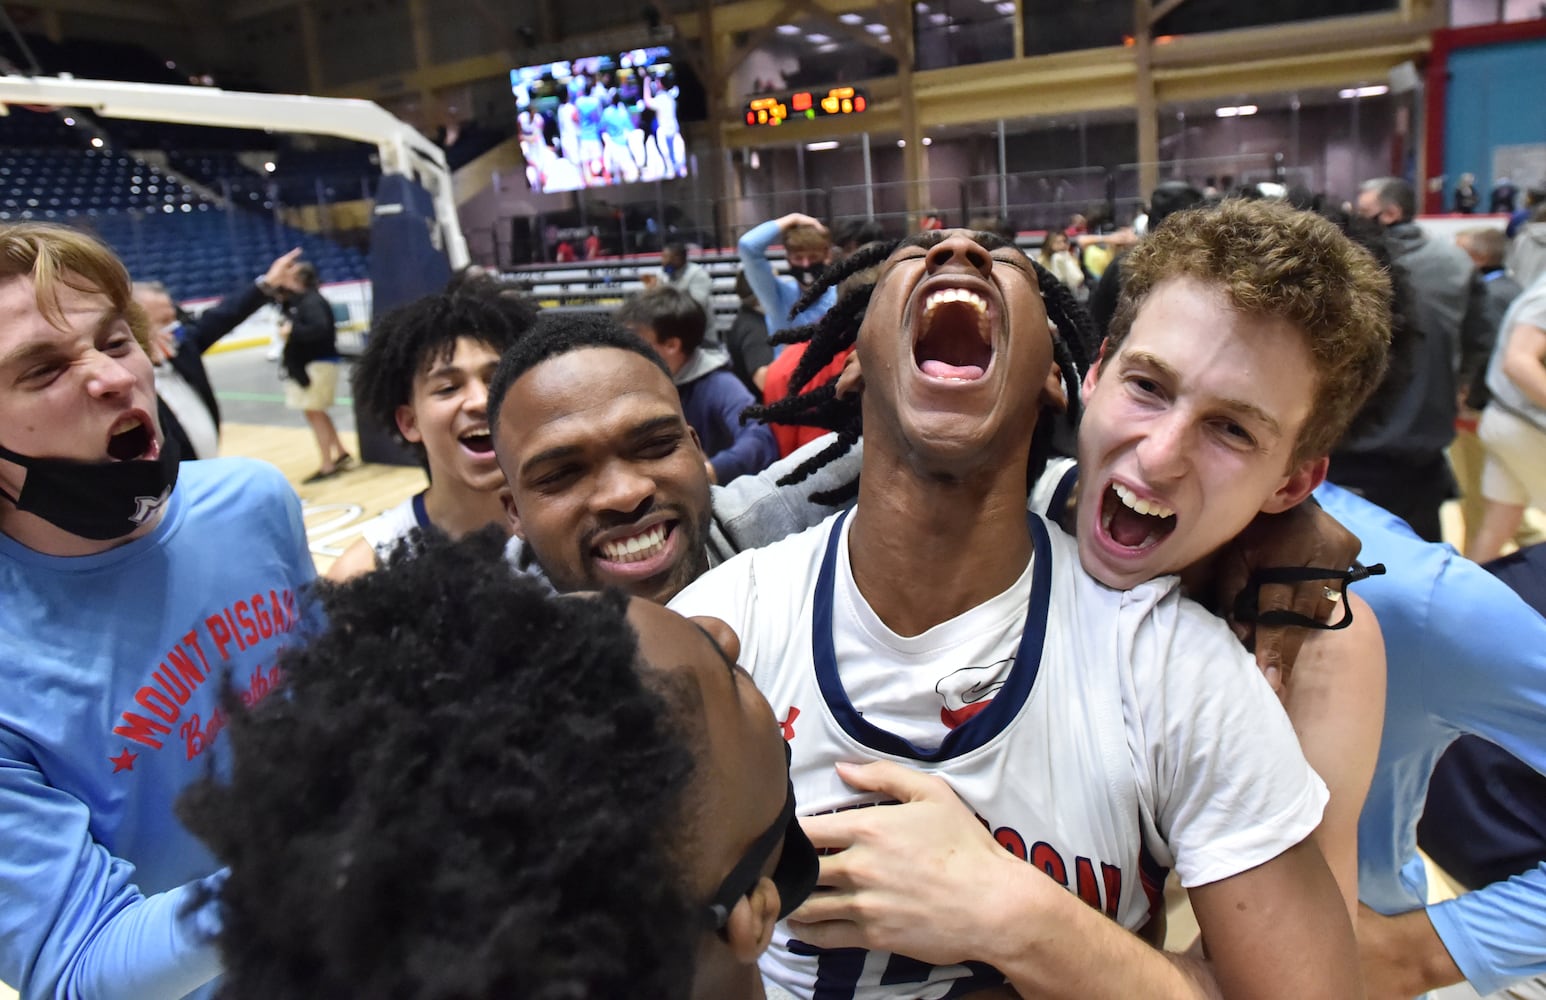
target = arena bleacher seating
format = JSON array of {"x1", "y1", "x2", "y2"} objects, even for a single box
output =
[{"x1": 0, "y1": 107, "x2": 370, "y2": 301}]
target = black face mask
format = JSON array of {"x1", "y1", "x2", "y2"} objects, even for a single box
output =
[
  {"x1": 703, "y1": 740, "x2": 819, "y2": 934},
  {"x1": 786, "y1": 262, "x2": 825, "y2": 289},
  {"x1": 0, "y1": 434, "x2": 181, "y2": 541}
]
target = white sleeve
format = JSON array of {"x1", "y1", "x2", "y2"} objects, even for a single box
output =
[{"x1": 1121, "y1": 587, "x2": 1329, "y2": 888}]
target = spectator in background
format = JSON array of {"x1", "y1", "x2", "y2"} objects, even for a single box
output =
[
  {"x1": 583, "y1": 228, "x2": 603, "y2": 260},
  {"x1": 737, "y1": 212, "x2": 836, "y2": 340},
  {"x1": 723, "y1": 271, "x2": 773, "y2": 395},
  {"x1": 1037, "y1": 230, "x2": 1085, "y2": 297},
  {"x1": 758, "y1": 243, "x2": 885, "y2": 459},
  {"x1": 1491, "y1": 177, "x2": 1520, "y2": 216},
  {"x1": 279, "y1": 261, "x2": 350, "y2": 483},
  {"x1": 1453, "y1": 226, "x2": 1529, "y2": 552},
  {"x1": 1507, "y1": 185, "x2": 1545, "y2": 239},
  {"x1": 1337, "y1": 176, "x2": 1479, "y2": 542},
  {"x1": 1085, "y1": 180, "x2": 1202, "y2": 341},
  {"x1": 1454, "y1": 173, "x2": 1480, "y2": 214},
  {"x1": 645, "y1": 240, "x2": 715, "y2": 334},
  {"x1": 832, "y1": 218, "x2": 886, "y2": 263},
  {"x1": 1468, "y1": 273, "x2": 1546, "y2": 563},
  {"x1": 617, "y1": 286, "x2": 777, "y2": 484},
  {"x1": 1335, "y1": 176, "x2": 1477, "y2": 544},
  {"x1": 1509, "y1": 201, "x2": 1546, "y2": 290},
  {"x1": 133, "y1": 248, "x2": 301, "y2": 462}
]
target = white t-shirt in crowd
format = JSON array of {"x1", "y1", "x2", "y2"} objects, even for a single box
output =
[{"x1": 670, "y1": 508, "x2": 1328, "y2": 1000}]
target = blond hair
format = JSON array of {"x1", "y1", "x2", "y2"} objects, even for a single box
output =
[
  {"x1": 783, "y1": 224, "x2": 830, "y2": 256},
  {"x1": 0, "y1": 223, "x2": 150, "y2": 350}
]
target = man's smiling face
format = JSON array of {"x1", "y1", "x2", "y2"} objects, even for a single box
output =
[
  {"x1": 1076, "y1": 277, "x2": 1327, "y2": 589},
  {"x1": 856, "y1": 229, "x2": 1059, "y2": 477},
  {"x1": 496, "y1": 346, "x2": 712, "y2": 603}
]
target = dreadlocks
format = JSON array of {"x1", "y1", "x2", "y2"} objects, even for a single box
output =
[{"x1": 744, "y1": 231, "x2": 1096, "y2": 503}]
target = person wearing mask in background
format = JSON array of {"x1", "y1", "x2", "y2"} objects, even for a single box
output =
[
  {"x1": 1335, "y1": 176, "x2": 1479, "y2": 542},
  {"x1": 738, "y1": 213, "x2": 836, "y2": 341},
  {"x1": 645, "y1": 240, "x2": 716, "y2": 337}
]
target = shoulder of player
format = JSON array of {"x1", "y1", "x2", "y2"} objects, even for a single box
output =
[
  {"x1": 178, "y1": 456, "x2": 294, "y2": 504},
  {"x1": 676, "y1": 511, "x2": 838, "y2": 615}
]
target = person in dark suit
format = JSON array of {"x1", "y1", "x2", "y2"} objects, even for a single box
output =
[{"x1": 133, "y1": 248, "x2": 301, "y2": 461}]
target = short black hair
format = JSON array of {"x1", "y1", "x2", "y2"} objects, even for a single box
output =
[
  {"x1": 616, "y1": 285, "x2": 708, "y2": 355},
  {"x1": 833, "y1": 218, "x2": 887, "y2": 249},
  {"x1": 663, "y1": 240, "x2": 689, "y2": 260},
  {"x1": 1148, "y1": 180, "x2": 1204, "y2": 232},
  {"x1": 294, "y1": 261, "x2": 320, "y2": 289},
  {"x1": 180, "y1": 528, "x2": 701, "y2": 1000},
  {"x1": 352, "y1": 288, "x2": 538, "y2": 469},
  {"x1": 487, "y1": 312, "x2": 671, "y2": 437}
]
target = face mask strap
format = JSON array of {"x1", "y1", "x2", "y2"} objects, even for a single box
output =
[
  {"x1": 1231, "y1": 562, "x2": 1387, "y2": 630},
  {"x1": 703, "y1": 776, "x2": 797, "y2": 934}
]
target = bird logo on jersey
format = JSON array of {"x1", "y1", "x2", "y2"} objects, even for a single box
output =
[{"x1": 936, "y1": 657, "x2": 1012, "y2": 729}]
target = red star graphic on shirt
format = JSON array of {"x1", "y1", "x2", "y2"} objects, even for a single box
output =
[{"x1": 109, "y1": 748, "x2": 139, "y2": 773}]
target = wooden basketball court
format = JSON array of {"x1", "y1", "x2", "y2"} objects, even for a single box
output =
[{"x1": 219, "y1": 423, "x2": 427, "y2": 575}]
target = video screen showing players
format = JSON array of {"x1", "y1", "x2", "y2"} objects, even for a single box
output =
[{"x1": 513, "y1": 46, "x2": 690, "y2": 195}]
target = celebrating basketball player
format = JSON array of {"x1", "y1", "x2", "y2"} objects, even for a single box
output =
[{"x1": 669, "y1": 221, "x2": 1370, "y2": 999}]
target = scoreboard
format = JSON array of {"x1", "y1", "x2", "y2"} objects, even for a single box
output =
[{"x1": 745, "y1": 86, "x2": 868, "y2": 127}]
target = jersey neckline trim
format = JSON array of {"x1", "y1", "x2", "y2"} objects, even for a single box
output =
[{"x1": 811, "y1": 508, "x2": 1053, "y2": 761}]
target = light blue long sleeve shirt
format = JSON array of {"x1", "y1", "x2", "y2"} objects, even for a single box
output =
[
  {"x1": 0, "y1": 458, "x2": 316, "y2": 999},
  {"x1": 737, "y1": 219, "x2": 836, "y2": 337}
]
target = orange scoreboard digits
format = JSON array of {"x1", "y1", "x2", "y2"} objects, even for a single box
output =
[{"x1": 743, "y1": 86, "x2": 868, "y2": 126}]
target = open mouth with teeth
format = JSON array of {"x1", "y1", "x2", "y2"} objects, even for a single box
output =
[
  {"x1": 591, "y1": 520, "x2": 679, "y2": 581},
  {"x1": 1099, "y1": 482, "x2": 1177, "y2": 551},
  {"x1": 459, "y1": 429, "x2": 494, "y2": 455},
  {"x1": 107, "y1": 419, "x2": 155, "y2": 461},
  {"x1": 914, "y1": 286, "x2": 994, "y2": 382}
]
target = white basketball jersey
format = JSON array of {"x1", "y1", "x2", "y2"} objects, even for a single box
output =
[{"x1": 670, "y1": 509, "x2": 1327, "y2": 1000}]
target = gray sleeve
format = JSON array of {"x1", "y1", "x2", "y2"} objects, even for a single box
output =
[{"x1": 709, "y1": 432, "x2": 862, "y2": 556}]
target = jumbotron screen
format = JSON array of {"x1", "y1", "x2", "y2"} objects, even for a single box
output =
[{"x1": 512, "y1": 46, "x2": 691, "y2": 194}]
